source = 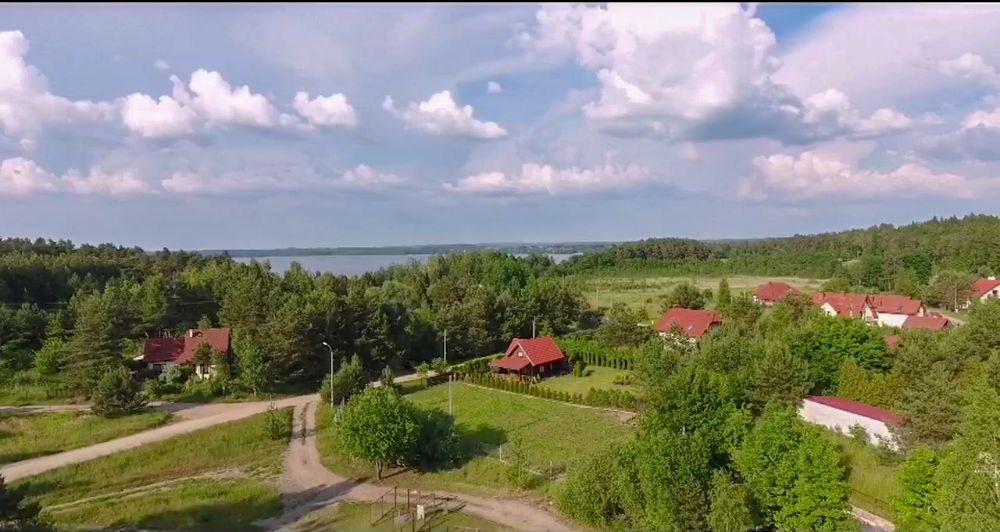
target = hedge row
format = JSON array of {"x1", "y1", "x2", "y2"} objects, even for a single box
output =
[
  {"x1": 463, "y1": 373, "x2": 638, "y2": 411},
  {"x1": 556, "y1": 336, "x2": 637, "y2": 371},
  {"x1": 451, "y1": 353, "x2": 503, "y2": 376}
]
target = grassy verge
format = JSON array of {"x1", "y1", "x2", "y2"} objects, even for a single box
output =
[
  {"x1": 317, "y1": 383, "x2": 633, "y2": 496},
  {"x1": 0, "y1": 382, "x2": 77, "y2": 406},
  {"x1": 541, "y1": 366, "x2": 640, "y2": 396},
  {"x1": 18, "y1": 408, "x2": 292, "y2": 509},
  {"x1": 44, "y1": 478, "x2": 281, "y2": 531},
  {"x1": 290, "y1": 500, "x2": 510, "y2": 531},
  {"x1": 0, "y1": 411, "x2": 171, "y2": 465},
  {"x1": 820, "y1": 430, "x2": 902, "y2": 519}
]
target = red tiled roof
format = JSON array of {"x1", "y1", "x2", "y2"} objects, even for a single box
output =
[
  {"x1": 870, "y1": 295, "x2": 924, "y2": 315},
  {"x1": 972, "y1": 278, "x2": 1000, "y2": 298},
  {"x1": 654, "y1": 308, "x2": 723, "y2": 338},
  {"x1": 142, "y1": 328, "x2": 231, "y2": 365},
  {"x1": 489, "y1": 355, "x2": 532, "y2": 371},
  {"x1": 811, "y1": 292, "x2": 874, "y2": 318},
  {"x1": 885, "y1": 335, "x2": 902, "y2": 348},
  {"x1": 805, "y1": 396, "x2": 906, "y2": 425},
  {"x1": 142, "y1": 337, "x2": 184, "y2": 364},
  {"x1": 901, "y1": 316, "x2": 950, "y2": 331},
  {"x1": 754, "y1": 282, "x2": 800, "y2": 302},
  {"x1": 510, "y1": 337, "x2": 566, "y2": 366}
]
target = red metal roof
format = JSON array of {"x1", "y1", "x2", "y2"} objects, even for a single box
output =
[
  {"x1": 490, "y1": 337, "x2": 566, "y2": 371},
  {"x1": 901, "y1": 315, "x2": 950, "y2": 331},
  {"x1": 805, "y1": 396, "x2": 906, "y2": 425},
  {"x1": 870, "y1": 295, "x2": 925, "y2": 315},
  {"x1": 754, "y1": 282, "x2": 800, "y2": 302},
  {"x1": 654, "y1": 308, "x2": 723, "y2": 338},
  {"x1": 142, "y1": 328, "x2": 231, "y2": 365},
  {"x1": 972, "y1": 278, "x2": 1000, "y2": 298},
  {"x1": 811, "y1": 292, "x2": 874, "y2": 318}
]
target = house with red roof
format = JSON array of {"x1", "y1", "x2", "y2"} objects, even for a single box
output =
[
  {"x1": 963, "y1": 277, "x2": 1000, "y2": 309},
  {"x1": 654, "y1": 308, "x2": 723, "y2": 340},
  {"x1": 752, "y1": 282, "x2": 800, "y2": 306},
  {"x1": 901, "y1": 315, "x2": 951, "y2": 332},
  {"x1": 141, "y1": 327, "x2": 232, "y2": 379},
  {"x1": 489, "y1": 337, "x2": 567, "y2": 379},
  {"x1": 799, "y1": 396, "x2": 905, "y2": 449},
  {"x1": 869, "y1": 294, "x2": 926, "y2": 327},
  {"x1": 810, "y1": 292, "x2": 877, "y2": 323}
]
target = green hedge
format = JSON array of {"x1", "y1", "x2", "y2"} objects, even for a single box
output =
[
  {"x1": 556, "y1": 336, "x2": 638, "y2": 371},
  {"x1": 463, "y1": 373, "x2": 637, "y2": 411}
]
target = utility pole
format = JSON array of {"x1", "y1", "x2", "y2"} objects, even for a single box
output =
[
  {"x1": 443, "y1": 329, "x2": 448, "y2": 365},
  {"x1": 321, "y1": 342, "x2": 334, "y2": 409},
  {"x1": 448, "y1": 374, "x2": 453, "y2": 415},
  {"x1": 532, "y1": 317, "x2": 536, "y2": 338}
]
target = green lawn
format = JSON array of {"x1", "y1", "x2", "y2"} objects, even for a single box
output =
[
  {"x1": 18, "y1": 409, "x2": 292, "y2": 513},
  {"x1": 317, "y1": 383, "x2": 634, "y2": 496},
  {"x1": 541, "y1": 366, "x2": 641, "y2": 396},
  {"x1": 580, "y1": 274, "x2": 826, "y2": 316},
  {"x1": 0, "y1": 410, "x2": 171, "y2": 465},
  {"x1": 290, "y1": 500, "x2": 510, "y2": 532},
  {"x1": 820, "y1": 430, "x2": 902, "y2": 519},
  {"x1": 43, "y1": 478, "x2": 281, "y2": 531}
]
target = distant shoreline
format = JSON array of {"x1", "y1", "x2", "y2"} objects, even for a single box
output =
[{"x1": 199, "y1": 242, "x2": 619, "y2": 258}]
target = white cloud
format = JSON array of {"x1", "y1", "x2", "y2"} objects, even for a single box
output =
[
  {"x1": 337, "y1": 164, "x2": 404, "y2": 188},
  {"x1": 293, "y1": 91, "x2": 358, "y2": 128},
  {"x1": 154, "y1": 59, "x2": 170, "y2": 71},
  {"x1": 920, "y1": 106, "x2": 1000, "y2": 161},
  {"x1": 487, "y1": 81, "x2": 502, "y2": 94},
  {"x1": 383, "y1": 90, "x2": 507, "y2": 139},
  {"x1": 120, "y1": 93, "x2": 198, "y2": 138},
  {"x1": 939, "y1": 53, "x2": 1000, "y2": 87},
  {"x1": 519, "y1": 4, "x2": 910, "y2": 144},
  {"x1": 62, "y1": 167, "x2": 154, "y2": 196},
  {"x1": 740, "y1": 151, "x2": 975, "y2": 200},
  {"x1": 0, "y1": 31, "x2": 115, "y2": 146},
  {"x1": 446, "y1": 162, "x2": 650, "y2": 194},
  {"x1": 0, "y1": 157, "x2": 58, "y2": 196},
  {"x1": 963, "y1": 107, "x2": 1000, "y2": 129}
]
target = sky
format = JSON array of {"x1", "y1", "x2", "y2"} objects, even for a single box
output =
[{"x1": 2, "y1": 3, "x2": 1000, "y2": 250}]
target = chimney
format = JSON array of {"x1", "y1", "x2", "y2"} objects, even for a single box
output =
[
  {"x1": 989, "y1": 276, "x2": 996, "y2": 281},
  {"x1": 187, "y1": 329, "x2": 194, "y2": 338}
]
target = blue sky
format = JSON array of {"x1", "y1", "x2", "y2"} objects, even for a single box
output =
[{"x1": 2, "y1": 3, "x2": 1000, "y2": 249}]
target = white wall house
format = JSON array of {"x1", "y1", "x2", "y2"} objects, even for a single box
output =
[
  {"x1": 799, "y1": 396, "x2": 904, "y2": 450},
  {"x1": 964, "y1": 278, "x2": 1000, "y2": 309}
]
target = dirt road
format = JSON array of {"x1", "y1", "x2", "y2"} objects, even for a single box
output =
[
  {"x1": 0, "y1": 395, "x2": 316, "y2": 482},
  {"x1": 263, "y1": 400, "x2": 575, "y2": 532}
]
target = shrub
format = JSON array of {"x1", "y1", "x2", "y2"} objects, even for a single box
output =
[
  {"x1": 321, "y1": 354, "x2": 366, "y2": 406},
  {"x1": 263, "y1": 402, "x2": 291, "y2": 441},
  {"x1": 142, "y1": 378, "x2": 163, "y2": 399},
  {"x1": 573, "y1": 360, "x2": 587, "y2": 377},
  {"x1": 849, "y1": 423, "x2": 869, "y2": 444},
  {"x1": 91, "y1": 366, "x2": 147, "y2": 417},
  {"x1": 430, "y1": 357, "x2": 448, "y2": 373},
  {"x1": 612, "y1": 372, "x2": 635, "y2": 386}
]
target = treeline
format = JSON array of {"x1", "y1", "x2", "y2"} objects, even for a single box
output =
[
  {"x1": 0, "y1": 239, "x2": 588, "y2": 398},
  {"x1": 561, "y1": 214, "x2": 1000, "y2": 285}
]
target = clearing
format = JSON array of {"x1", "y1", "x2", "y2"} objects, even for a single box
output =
[
  {"x1": 316, "y1": 382, "x2": 634, "y2": 496},
  {"x1": 541, "y1": 366, "x2": 640, "y2": 396},
  {"x1": 820, "y1": 429, "x2": 902, "y2": 520},
  {"x1": 17, "y1": 409, "x2": 292, "y2": 530},
  {"x1": 580, "y1": 274, "x2": 826, "y2": 316},
  {"x1": 0, "y1": 410, "x2": 170, "y2": 465}
]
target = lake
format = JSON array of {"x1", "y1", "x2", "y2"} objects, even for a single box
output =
[{"x1": 234, "y1": 253, "x2": 577, "y2": 276}]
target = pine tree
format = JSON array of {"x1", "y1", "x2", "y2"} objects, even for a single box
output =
[
  {"x1": 65, "y1": 294, "x2": 120, "y2": 396},
  {"x1": 717, "y1": 278, "x2": 732, "y2": 310}
]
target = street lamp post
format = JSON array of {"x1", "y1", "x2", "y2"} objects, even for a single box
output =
[{"x1": 321, "y1": 341, "x2": 334, "y2": 409}]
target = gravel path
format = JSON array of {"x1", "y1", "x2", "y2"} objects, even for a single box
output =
[
  {"x1": 0, "y1": 395, "x2": 316, "y2": 482},
  {"x1": 262, "y1": 400, "x2": 575, "y2": 532}
]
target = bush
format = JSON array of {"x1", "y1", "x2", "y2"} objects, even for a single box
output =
[
  {"x1": 321, "y1": 354, "x2": 366, "y2": 406},
  {"x1": 263, "y1": 402, "x2": 291, "y2": 441},
  {"x1": 142, "y1": 378, "x2": 163, "y2": 400},
  {"x1": 612, "y1": 372, "x2": 635, "y2": 386},
  {"x1": 573, "y1": 360, "x2": 587, "y2": 377},
  {"x1": 849, "y1": 423, "x2": 869, "y2": 444},
  {"x1": 430, "y1": 357, "x2": 448, "y2": 373},
  {"x1": 91, "y1": 366, "x2": 148, "y2": 417}
]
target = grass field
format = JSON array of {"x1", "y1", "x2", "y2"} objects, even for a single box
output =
[
  {"x1": 19, "y1": 408, "x2": 292, "y2": 522},
  {"x1": 0, "y1": 382, "x2": 77, "y2": 406},
  {"x1": 541, "y1": 366, "x2": 640, "y2": 396},
  {"x1": 317, "y1": 383, "x2": 634, "y2": 496},
  {"x1": 0, "y1": 411, "x2": 171, "y2": 465},
  {"x1": 580, "y1": 274, "x2": 826, "y2": 316},
  {"x1": 43, "y1": 478, "x2": 281, "y2": 531},
  {"x1": 820, "y1": 430, "x2": 902, "y2": 519},
  {"x1": 290, "y1": 500, "x2": 510, "y2": 532}
]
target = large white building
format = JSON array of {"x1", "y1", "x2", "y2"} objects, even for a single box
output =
[{"x1": 799, "y1": 396, "x2": 905, "y2": 450}]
